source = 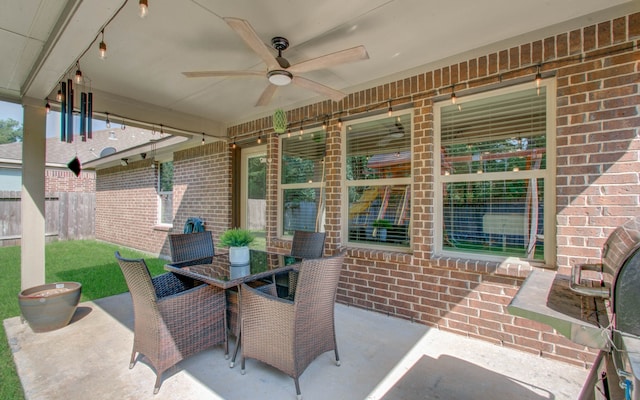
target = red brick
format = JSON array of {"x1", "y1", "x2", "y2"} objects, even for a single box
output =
[
  {"x1": 583, "y1": 25, "x2": 596, "y2": 51},
  {"x1": 629, "y1": 12, "x2": 640, "y2": 38},
  {"x1": 597, "y1": 21, "x2": 612, "y2": 47}
]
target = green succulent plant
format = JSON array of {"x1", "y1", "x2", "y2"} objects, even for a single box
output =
[{"x1": 219, "y1": 228, "x2": 255, "y2": 247}]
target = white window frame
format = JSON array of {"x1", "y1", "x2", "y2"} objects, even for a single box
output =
[
  {"x1": 157, "y1": 159, "x2": 173, "y2": 227},
  {"x1": 278, "y1": 128, "x2": 326, "y2": 238},
  {"x1": 341, "y1": 109, "x2": 414, "y2": 252},
  {"x1": 434, "y1": 80, "x2": 556, "y2": 265}
]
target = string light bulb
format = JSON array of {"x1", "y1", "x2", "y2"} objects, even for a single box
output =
[
  {"x1": 201, "y1": 132, "x2": 205, "y2": 145},
  {"x1": 98, "y1": 30, "x2": 107, "y2": 59},
  {"x1": 287, "y1": 128, "x2": 291, "y2": 138},
  {"x1": 56, "y1": 89, "x2": 62, "y2": 102},
  {"x1": 75, "y1": 63, "x2": 83, "y2": 84},
  {"x1": 139, "y1": 0, "x2": 148, "y2": 18},
  {"x1": 535, "y1": 65, "x2": 542, "y2": 87},
  {"x1": 257, "y1": 135, "x2": 262, "y2": 144},
  {"x1": 387, "y1": 100, "x2": 392, "y2": 116},
  {"x1": 337, "y1": 118, "x2": 342, "y2": 129},
  {"x1": 232, "y1": 141, "x2": 236, "y2": 149},
  {"x1": 451, "y1": 85, "x2": 457, "y2": 104},
  {"x1": 105, "y1": 113, "x2": 111, "y2": 129},
  {"x1": 45, "y1": 100, "x2": 50, "y2": 113}
]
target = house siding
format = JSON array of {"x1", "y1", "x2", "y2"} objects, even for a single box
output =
[{"x1": 95, "y1": 11, "x2": 639, "y2": 367}]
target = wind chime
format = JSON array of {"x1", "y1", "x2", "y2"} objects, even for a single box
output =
[
  {"x1": 59, "y1": 63, "x2": 93, "y2": 144},
  {"x1": 60, "y1": 63, "x2": 94, "y2": 177}
]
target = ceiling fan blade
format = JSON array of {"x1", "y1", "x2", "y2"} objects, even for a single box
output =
[
  {"x1": 182, "y1": 70, "x2": 263, "y2": 78},
  {"x1": 291, "y1": 76, "x2": 345, "y2": 102},
  {"x1": 223, "y1": 17, "x2": 280, "y2": 70},
  {"x1": 255, "y1": 84, "x2": 278, "y2": 107},
  {"x1": 288, "y1": 45, "x2": 369, "y2": 74}
]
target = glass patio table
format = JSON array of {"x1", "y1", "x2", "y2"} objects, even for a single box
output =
[{"x1": 165, "y1": 249, "x2": 302, "y2": 366}]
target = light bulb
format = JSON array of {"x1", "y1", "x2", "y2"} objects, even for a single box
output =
[
  {"x1": 45, "y1": 101, "x2": 50, "y2": 113},
  {"x1": 451, "y1": 92, "x2": 457, "y2": 104},
  {"x1": 75, "y1": 68, "x2": 82, "y2": 84},
  {"x1": 535, "y1": 65, "x2": 542, "y2": 87},
  {"x1": 56, "y1": 90, "x2": 62, "y2": 102},
  {"x1": 337, "y1": 118, "x2": 342, "y2": 129},
  {"x1": 105, "y1": 114, "x2": 111, "y2": 129},
  {"x1": 139, "y1": 0, "x2": 148, "y2": 18},
  {"x1": 99, "y1": 40, "x2": 107, "y2": 59}
]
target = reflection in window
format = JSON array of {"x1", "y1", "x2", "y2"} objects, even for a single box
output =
[
  {"x1": 345, "y1": 111, "x2": 412, "y2": 248},
  {"x1": 280, "y1": 129, "x2": 326, "y2": 236}
]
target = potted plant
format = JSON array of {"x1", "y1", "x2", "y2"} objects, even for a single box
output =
[
  {"x1": 18, "y1": 282, "x2": 82, "y2": 332},
  {"x1": 372, "y1": 219, "x2": 392, "y2": 241},
  {"x1": 219, "y1": 228, "x2": 255, "y2": 269}
]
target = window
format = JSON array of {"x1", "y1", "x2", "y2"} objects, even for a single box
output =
[
  {"x1": 344, "y1": 111, "x2": 412, "y2": 249},
  {"x1": 158, "y1": 161, "x2": 173, "y2": 225},
  {"x1": 279, "y1": 129, "x2": 326, "y2": 236},
  {"x1": 435, "y1": 82, "x2": 555, "y2": 263}
]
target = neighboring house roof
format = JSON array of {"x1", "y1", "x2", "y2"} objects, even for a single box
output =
[{"x1": 0, "y1": 128, "x2": 167, "y2": 166}]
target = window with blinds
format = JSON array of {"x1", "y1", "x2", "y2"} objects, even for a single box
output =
[
  {"x1": 436, "y1": 84, "x2": 551, "y2": 261},
  {"x1": 280, "y1": 129, "x2": 326, "y2": 236},
  {"x1": 345, "y1": 111, "x2": 412, "y2": 248}
]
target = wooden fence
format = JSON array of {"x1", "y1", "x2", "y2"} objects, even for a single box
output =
[{"x1": 0, "y1": 191, "x2": 95, "y2": 247}]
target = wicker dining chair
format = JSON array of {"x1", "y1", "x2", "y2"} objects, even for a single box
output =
[
  {"x1": 240, "y1": 252, "x2": 345, "y2": 399},
  {"x1": 286, "y1": 230, "x2": 326, "y2": 297},
  {"x1": 114, "y1": 251, "x2": 227, "y2": 394},
  {"x1": 168, "y1": 231, "x2": 215, "y2": 266}
]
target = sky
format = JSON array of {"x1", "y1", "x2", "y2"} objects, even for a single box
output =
[{"x1": 0, "y1": 100, "x2": 107, "y2": 138}]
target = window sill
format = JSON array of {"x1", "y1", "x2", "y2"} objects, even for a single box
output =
[
  {"x1": 153, "y1": 224, "x2": 173, "y2": 232},
  {"x1": 431, "y1": 253, "x2": 554, "y2": 279}
]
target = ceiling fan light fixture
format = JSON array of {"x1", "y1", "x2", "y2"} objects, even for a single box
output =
[{"x1": 267, "y1": 70, "x2": 293, "y2": 86}]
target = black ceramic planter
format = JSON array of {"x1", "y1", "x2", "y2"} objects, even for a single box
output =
[{"x1": 18, "y1": 282, "x2": 82, "y2": 332}]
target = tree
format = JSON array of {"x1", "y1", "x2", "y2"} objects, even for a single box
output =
[{"x1": 0, "y1": 118, "x2": 23, "y2": 144}]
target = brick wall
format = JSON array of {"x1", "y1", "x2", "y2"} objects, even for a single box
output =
[
  {"x1": 172, "y1": 141, "x2": 232, "y2": 252},
  {"x1": 224, "y1": 11, "x2": 640, "y2": 367},
  {"x1": 45, "y1": 168, "x2": 95, "y2": 193},
  {"x1": 95, "y1": 159, "x2": 167, "y2": 254},
  {"x1": 95, "y1": 142, "x2": 232, "y2": 257}
]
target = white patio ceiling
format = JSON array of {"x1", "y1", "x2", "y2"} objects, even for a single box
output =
[{"x1": 1, "y1": 0, "x2": 637, "y2": 137}]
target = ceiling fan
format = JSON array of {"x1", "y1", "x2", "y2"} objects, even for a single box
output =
[{"x1": 182, "y1": 17, "x2": 369, "y2": 106}]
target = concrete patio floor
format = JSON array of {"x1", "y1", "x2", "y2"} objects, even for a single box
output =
[{"x1": 4, "y1": 293, "x2": 588, "y2": 400}]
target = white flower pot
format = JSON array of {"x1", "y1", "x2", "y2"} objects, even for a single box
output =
[
  {"x1": 230, "y1": 264, "x2": 250, "y2": 279},
  {"x1": 229, "y1": 246, "x2": 250, "y2": 266}
]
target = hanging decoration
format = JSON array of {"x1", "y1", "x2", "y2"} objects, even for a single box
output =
[
  {"x1": 66, "y1": 78, "x2": 73, "y2": 142},
  {"x1": 67, "y1": 156, "x2": 81, "y2": 177},
  {"x1": 273, "y1": 108, "x2": 287, "y2": 134}
]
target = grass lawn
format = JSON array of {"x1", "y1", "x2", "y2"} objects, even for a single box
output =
[{"x1": 0, "y1": 240, "x2": 167, "y2": 400}]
